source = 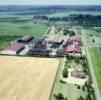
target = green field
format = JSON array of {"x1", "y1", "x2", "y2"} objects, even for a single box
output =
[
  {"x1": 84, "y1": 28, "x2": 101, "y2": 37},
  {"x1": 0, "y1": 22, "x2": 47, "y2": 37},
  {"x1": 0, "y1": 35, "x2": 20, "y2": 50},
  {"x1": 0, "y1": 12, "x2": 48, "y2": 37},
  {"x1": 89, "y1": 47, "x2": 101, "y2": 95}
]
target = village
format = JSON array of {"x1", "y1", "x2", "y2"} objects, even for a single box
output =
[
  {"x1": 0, "y1": 31, "x2": 84, "y2": 57},
  {"x1": 0, "y1": 4, "x2": 101, "y2": 100}
]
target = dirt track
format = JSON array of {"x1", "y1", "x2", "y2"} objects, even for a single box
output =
[{"x1": 0, "y1": 56, "x2": 59, "y2": 100}]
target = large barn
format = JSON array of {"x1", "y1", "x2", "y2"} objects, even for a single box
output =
[
  {"x1": 1, "y1": 43, "x2": 25, "y2": 55},
  {"x1": 17, "y1": 35, "x2": 34, "y2": 43}
]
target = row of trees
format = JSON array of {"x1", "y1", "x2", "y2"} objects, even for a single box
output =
[
  {"x1": 33, "y1": 14, "x2": 101, "y2": 27},
  {"x1": 33, "y1": 14, "x2": 101, "y2": 21},
  {"x1": 62, "y1": 66, "x2": 68, "y2": 78}
]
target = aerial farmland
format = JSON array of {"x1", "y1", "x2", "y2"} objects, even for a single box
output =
[{"x1": 0, "y1": 5, "x2": 101, "y2": 100}]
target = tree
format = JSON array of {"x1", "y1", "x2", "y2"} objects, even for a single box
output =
[
  {"x1": 54, "y1": 93, "x2": 64, "y2": 100},
  {"x1": 62, "y1": 67, "x2": 68, "y2": 78},
  {"x1": 80, "y1": 95, "x2": 84, "y2": 100},
  {"x1": 63, "y1": 29, "x2": 69, "y2": 35},
  {"x1": 82, "y1": 86, "x2": 85, "y2": 91},
  {"x1": 77, "y1": 85, "x2": 80, "y2": 89},
  {"x1": 77, "y1": 95, "x2": 84, "y2": 100},
  {"x1": 64, "y1": 97, "x2": 68, "y2": 100},
  {"x1": 75, "y1": 57, "x2": 80, "y2": 64},
  {"x1": 92, "y1": 38, "x2": 95, "y2": 42},
  {"x1": 86, "y1": 93, "x2": 92, "y2": 100}
]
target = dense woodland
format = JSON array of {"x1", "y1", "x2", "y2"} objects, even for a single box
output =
[{"x1": 33, "y1": 14, "x2": 101, "y2": 27}]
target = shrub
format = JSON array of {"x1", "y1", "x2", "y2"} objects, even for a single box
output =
[
  {"x1": 77, "y1": 85, "x2": 80, "y2": 89},
  {"x1": 54, "y1": 93, "x2": 64, "y2": 100},
  {"x1": 60, "y1": 79, "x2": 66, "y2": 84},
  {"x1": 62, "y1": 67, "x2": 68, "y2": 78}
]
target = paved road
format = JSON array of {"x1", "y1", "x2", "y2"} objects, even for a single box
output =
[{"x1": 81, "y1": 29, "x2": 101, "y2": 100}]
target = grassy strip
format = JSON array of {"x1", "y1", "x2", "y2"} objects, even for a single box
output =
[
  {"x1": 0, "y1": 35, "x2": 20, "y2": 50},
  {"x1": 89, "y1": 47, "x2": 101, "y2": 95},
  {"x1": 49, "y1": 58, "x2": 62, "y2": 100}
]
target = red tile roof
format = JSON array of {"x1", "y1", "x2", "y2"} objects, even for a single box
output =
[
  {"x1": 64, "y1": 44, "x2": 81, "y2": 53},
  {"x1": 5, "y1": 43, "x2": 25, "y2": 52}
]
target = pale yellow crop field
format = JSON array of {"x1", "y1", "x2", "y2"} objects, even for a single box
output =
[{"x1": 0, "y1": 56, "x2": 59, "y2": 100}]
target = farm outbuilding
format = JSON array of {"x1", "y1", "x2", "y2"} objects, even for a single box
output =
[
  {"x1": 17, "y1": 35, "x2": 34, "y2": 43},
  {"x1": 44, "y1": 35, "x2": 64, "y2": 44},
  {"x1": 1, "y1": 43, "x2": 25, "y2": 55}
]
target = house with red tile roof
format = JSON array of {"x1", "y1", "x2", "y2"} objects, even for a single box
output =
[{"x1": 64, "y1": 44, "x2": 81, "y2": 55}]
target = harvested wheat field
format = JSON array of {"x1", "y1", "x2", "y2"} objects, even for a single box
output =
[{"x1": 0, "y1": 56, "x2": 59, "y2": 100}]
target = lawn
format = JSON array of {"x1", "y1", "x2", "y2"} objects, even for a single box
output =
[
  {"x1": 89, "y1": 47, "x2": 101, "y2": 95},
  {"x1": 50, "y1": 58, "x2": 88, "y2": 100}
]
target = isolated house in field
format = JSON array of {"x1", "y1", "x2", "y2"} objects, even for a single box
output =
[
  {"x1": 1, "y1": 43, "x2": 25, "y2": 55},
  {"x1": 71, "y1": 69, "x2": 86, "y2": 79},
  {"x1": 64, "y1": 44, "x2": 81, "y2": 54},
  {"x1": 17, "y1": 35, "x2": 34, "y2": 43}
]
